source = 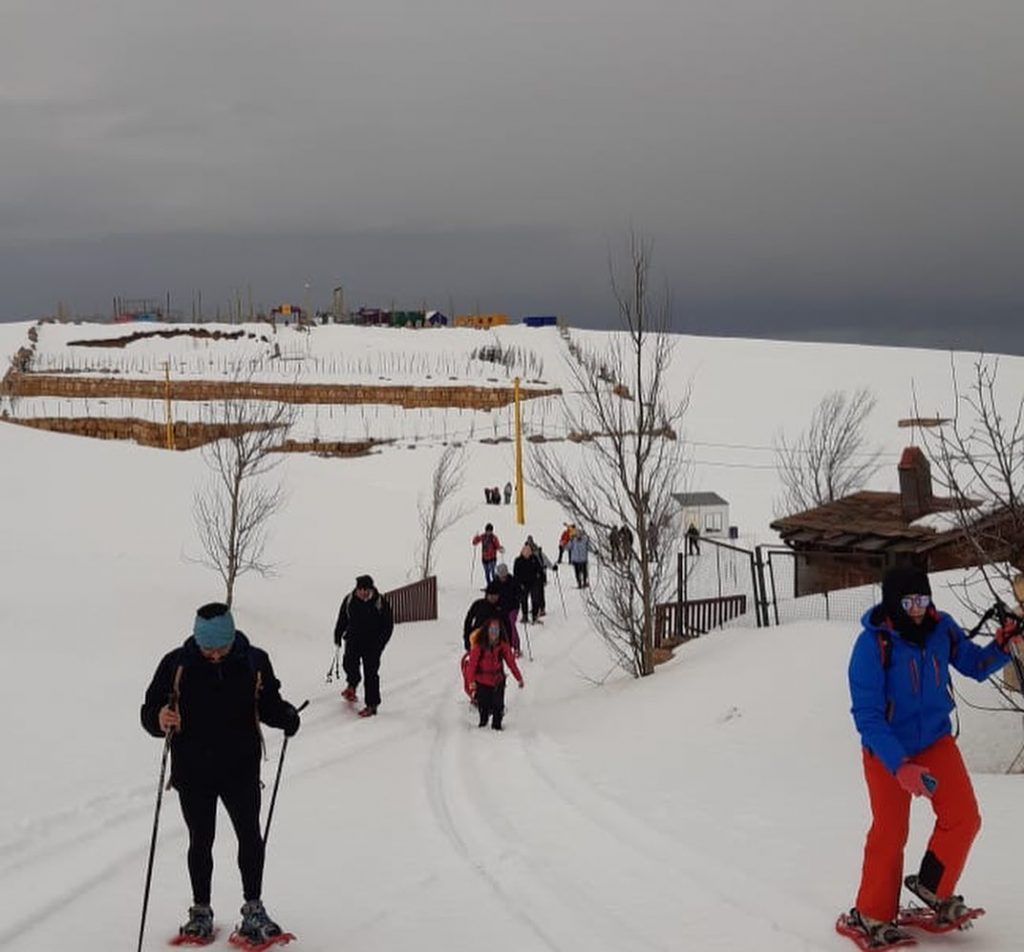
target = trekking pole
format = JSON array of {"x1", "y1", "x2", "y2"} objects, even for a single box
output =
[
  {"x1": 137, "y1": 727, "x2": 174, "y2": 952},
  {"x1": 470, "y1": 547, "x2": 477, "y2": 586},
  {"x1": 522, "y1": 615, "x2": 534, "y2": 661},
  {"x1": 325, "y1": 645, "x2": 340, "y2": 683},
  {"x1": 263, "y1": 699, "x2": 310, "y2": 848},
  {"x1": 554, "y1": 566, "x2": 568, "y2": 617}
]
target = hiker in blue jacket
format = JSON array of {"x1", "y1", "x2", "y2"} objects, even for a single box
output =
[{"x1": 842, "y1": 565, "x2": 1021, "y2": 947}]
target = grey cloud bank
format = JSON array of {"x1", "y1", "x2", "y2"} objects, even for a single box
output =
[{"x1": 1, "y1": 2, "x2": 1022, "y2": 353}]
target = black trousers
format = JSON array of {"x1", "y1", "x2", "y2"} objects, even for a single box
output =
[
  {"x1": 177, "y1": 776, "x2": 263, "y2": 904},
  {"x1": 476, "y1": 681, "x2": 506, "y2": 729},
  {"x1": 573, "y1": 561, "x2": 589, "y2": 587},
  {"x1": 343, "y1": 638, "x2": 383, "y2": 707},
  {"x1": 519, "y1": 581, "x2": 544, "y2": 622}
]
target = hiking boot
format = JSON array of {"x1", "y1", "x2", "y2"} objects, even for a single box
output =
[
  {"x1": 237, "y1": 899, "x2": 282, "y2": 944},
  {"x1": 904, "y1": 875, "x2": 969, "y2": 924},
  {"x1": 180, "y1": 903, "x2": 214, "y2": 940},
  {"x1": 845, "y1": 909, "x2": 913, "y2": 948},
  {"x1": 357, "y1": 705, "x2": 377, "y2": 718},
  {"x1": 340, "y1": 686, "x2": 357, "y2": 702}
]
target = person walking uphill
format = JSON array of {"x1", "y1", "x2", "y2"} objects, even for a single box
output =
[
  {"x1": 567, "y1": 528, "x2": 590, "y2": 588},
  {"x1": 839, "y1": 566, "x2": 1022, "y2": 949},
  {"x1": 140, "y1": 603, "x2": 301, "y2": 945},
  {"x1": 334, "y1": 575, "x2": 394, "y2": 717},
  {"x1": 472, "y1": 523, "x2": 504, "y2": 585},
  {"x1": 464, "y1": 617, "x2": 525, "y2": 730}
]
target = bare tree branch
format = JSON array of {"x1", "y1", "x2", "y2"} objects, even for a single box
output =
[
  {"x1": 416, "y1": 443, "x2": 469, "y2": 579},
  {"x1": 774, "y1": 387, "x2": 882, "y2": 514},
  {"x1": 530, "y1": 233, "x2": 690, "y2": 677},
  {"x1": 192, "y1": 390, "x2": 296, "y2": 606}
]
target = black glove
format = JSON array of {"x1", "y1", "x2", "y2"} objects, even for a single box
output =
[
  {"x1": 333, "y1": 631, "x2": 343, "y2": 647},
  {"x1": 283, "y1": 703, "x2": 301, "y2": 738},
  {"x1": 551, "y1": 564, "x2": 558, "y2": 572}
]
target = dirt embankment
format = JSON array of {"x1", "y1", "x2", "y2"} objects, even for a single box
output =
[
  {"x1": 3, "y1": 416, "x2": 388, "y2": 454},
  {"x1": 1, "y1": 372, "x2": 560, "y2": 410}
]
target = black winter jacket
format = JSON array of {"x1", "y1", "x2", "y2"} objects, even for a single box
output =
[
  {"x1": 492, "y1": 576, "x2": 521, "y2": 615},
  {"x1": 513, "y1": 555, "x2": 543, "y2": 590},
  {"x1": 463, "y1": 597, "x2": 508, "y2": 650},
  {"x1": 140, "y1": 632, "x2": 298, "y2": 787},
  {"x1": 334, "y1": 589, "x2": 395, "y2": 647}
]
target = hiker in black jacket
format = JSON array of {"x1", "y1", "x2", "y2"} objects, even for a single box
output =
[
  {"x1": 463, "y1": 581, "x2": 509, "y2": 650},
  {"x1": 513, "y1": 543, "x2": 544, "y2": 624},
  {"x1": 140, "y1": 602, "x2": 301, "y2": 944},
  {"x1": 334, "y1": 574, "x2": 394, "y2": 717}
]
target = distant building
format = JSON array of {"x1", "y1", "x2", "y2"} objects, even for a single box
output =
[
  {"x1": 672, "y1": 491, "x2": 730, "y2": 537},
  {"x1": 390, "y1": 310, "x2": 426, "y2": 328},
  {"x1": 426, "y1": 310, "x2": 448, "y2": 327},
  {"x1": 453, "y1": 313, "x2": 508, "y2": 329},
  {"x1": 113, "y1": 297, "x2": 175, "y2": 323},
  {"x1": 352, "y1": 307, "x2": 391, "y2": 327},
  {"x1": 522, "y1": 315, "x2": 558, "y2": 328}
]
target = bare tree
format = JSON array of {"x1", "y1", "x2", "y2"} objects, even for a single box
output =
[
  {"x1": 416, "y1": 443, "x2": 469, "y2": 579},
  {"x1": 915, "y1": 359, "x2": 1024, "y2": 767},
  {"x1": 530, "y1": 233, "x2": 689, "y2": 677},
  {"x1": 193, "y1": 396, "x2": 296, "y2": 607},
  {"x1": 774, "y1": 388, "x2": 882, "y2": 514},
  {"x1": 920, "y1": 357, "x2": 1024, "y2": 610}
]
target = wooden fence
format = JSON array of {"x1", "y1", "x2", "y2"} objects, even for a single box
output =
[
  {"x1": 654, "y1": 594, "x2": 748, "y2": 646},
  {"x1": 385, "y1": 576, "x2": 438, "y2": 625}
]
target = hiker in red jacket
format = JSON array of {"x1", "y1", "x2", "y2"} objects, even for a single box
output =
[
  {"x1": 463, "y1": 618, "x2": 524, "y2": 730},
  {"x1": 472, "y1": 523, "x2": 504, "y2": 585}
]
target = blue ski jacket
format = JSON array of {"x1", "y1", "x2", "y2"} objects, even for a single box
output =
[{"x1": 848, "y1": 606, "x2": 1010, "y2": 774}]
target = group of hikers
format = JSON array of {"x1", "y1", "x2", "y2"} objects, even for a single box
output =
[
  {"x1": 484, "y1": 481, "x2": 514, "y2": 505},
  {"x1": 139, "y1": 515, "x2": 1024, "y2": 952}
]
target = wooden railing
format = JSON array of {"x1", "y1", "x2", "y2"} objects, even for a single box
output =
[
  {"x1": 654, "y1": 594, "x2": 748, "y2": 646},
  {"x1": 385, "y1": 576, "x2": 438, "y2": 625}
]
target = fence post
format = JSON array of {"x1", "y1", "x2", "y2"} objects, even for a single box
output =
[{"x1": 676, "y1": 552, "x2": 684, "y2": 639}]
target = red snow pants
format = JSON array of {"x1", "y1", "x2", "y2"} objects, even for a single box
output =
[{"x1": 856, "y1": 735, "x2": 981, "y2": 922}]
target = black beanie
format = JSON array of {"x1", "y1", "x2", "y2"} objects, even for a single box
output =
[
  {"x1": 882, "y1": 565, "x2": 931, "y2": 610},
  {"x1": 881, "y1": 566, "x2": 935, "y2": 642},
  {"x1": 355, "y1": 574, "x2": 374, "y2": 590}
]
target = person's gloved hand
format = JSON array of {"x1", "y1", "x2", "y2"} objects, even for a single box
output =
[
  {"x1": 333, "y1": 631, "x2": 343, "y2": 647},
  {"x1": 896, "y1": 762, "x2": 936, "y2": 798},
  {"x1": 283, "y1": 703, "x2": 301, "y2": 738},
  {"x1": 995, "y1": 617, "x2": 1023, "y2": 652}
]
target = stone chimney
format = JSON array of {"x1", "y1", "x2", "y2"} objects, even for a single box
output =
[{"x1": 898, "y1": 446, "x2": 933, "y2": 521}]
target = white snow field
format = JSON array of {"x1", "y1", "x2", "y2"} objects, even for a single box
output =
[{"x1": 1, "y1": 321, "x2": 1023, "y2": 952}]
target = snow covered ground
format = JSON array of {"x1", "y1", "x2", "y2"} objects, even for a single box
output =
[{"x1": 1, "y1": 325, "x2": 1023, "y2": 952}]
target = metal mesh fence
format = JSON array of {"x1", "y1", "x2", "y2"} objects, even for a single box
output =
[
  {"x1": 669, "y1": 541, "x2": 881, "y2": 630},
  {"x1": 765, "y1": 549, "x2": 880, "y2": 625}
]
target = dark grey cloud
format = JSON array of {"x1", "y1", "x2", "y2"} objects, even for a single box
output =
[{"x1": 2, "y1": 2, "x2": 1023, "y2": 352}]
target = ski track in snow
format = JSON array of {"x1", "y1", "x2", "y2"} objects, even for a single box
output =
[{"x1": 0, "y1": 652, "x2": 456, "y2": 950}]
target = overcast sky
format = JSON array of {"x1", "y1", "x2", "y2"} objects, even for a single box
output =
[{"x1": 2, "y1": 1, "x2": 1023, "y2": 352}]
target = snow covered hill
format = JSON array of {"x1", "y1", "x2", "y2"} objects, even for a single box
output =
[{"x1": 1, "y1": 324, "x2": 1022, "y2": 952}]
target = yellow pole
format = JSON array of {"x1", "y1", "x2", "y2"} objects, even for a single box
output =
[
  {"x1": 514, "y1": 377, "x2": 525, "y2": 525},
  {"x1": 164, "y1": 361, "x2": 175, "y2": 450}
]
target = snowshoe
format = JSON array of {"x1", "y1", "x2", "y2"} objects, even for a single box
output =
[
  {"x1": 340, "y1": 686, "x2": 357, "y2": 703},
  {"x1": 900, "y1": 875, "x2": 984, "y2": 932},
  {"x1": 171, "y1": 904, "x2": 216, "y2": 945},
  {"x1": 836, "y1": 909, "x2": 916, "y2": 949},
  {"x1": 228, "y1": 900, "x2": 295, "y2": 951}
]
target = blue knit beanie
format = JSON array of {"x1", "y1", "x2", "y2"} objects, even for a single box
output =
[{"x1": 193, "y1": 602, "x2": 236, "y2": 650}]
